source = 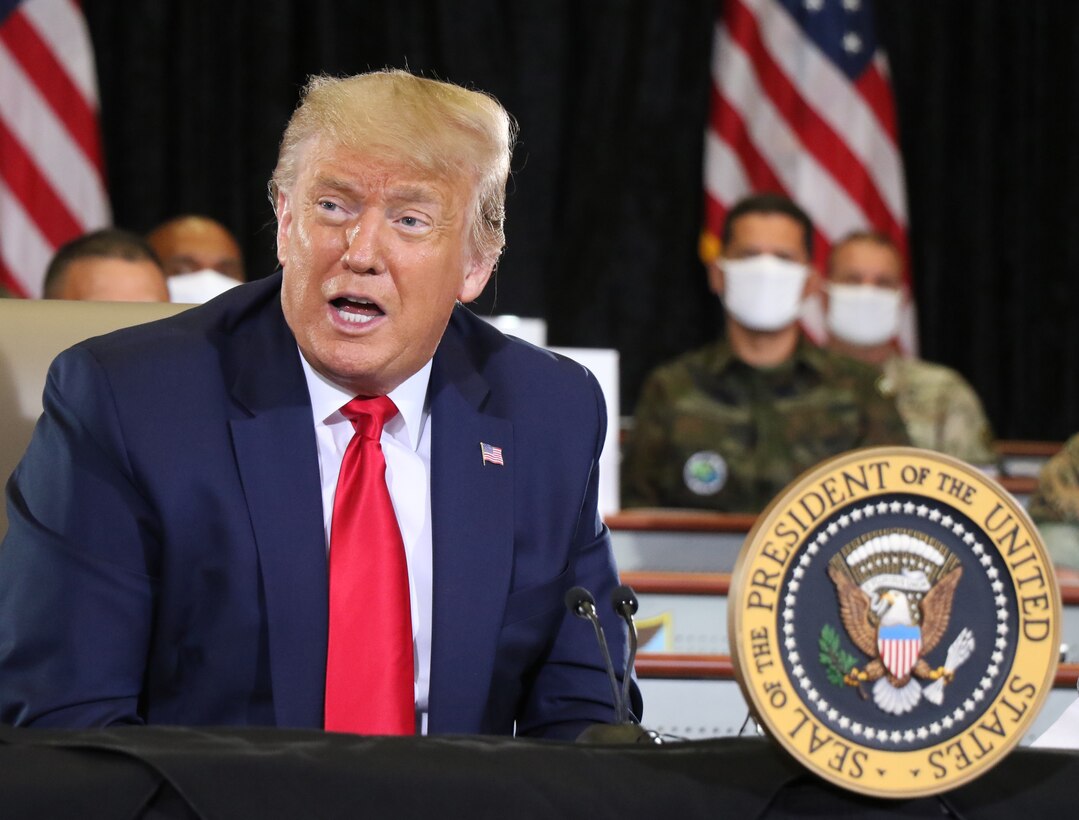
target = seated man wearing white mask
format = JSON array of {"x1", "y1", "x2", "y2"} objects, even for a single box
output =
[
  {"x1": 825, "y1": 230, "x2": 997, "y2": 469},
  {"x1": 147, "y1": 215, "x2": 245, "y2": 303},
  {"x1": 622, "y1": 193, "x2": 908, "y2": 513}
]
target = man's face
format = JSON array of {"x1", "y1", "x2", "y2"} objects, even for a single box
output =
[
  {"x1": 56, "y1": 257, "x2": 169, "y2": 302},
  {"x1": 277, "y1": 138, "x2": 492, "y2": 397},
  {"x1": 827, "y1": 239, "x2": 904, "y2": 291},
  {"x1": 150, "y1": 219, "x2": 244, "y2": 281},
  {"x1": 708, "y1": 212, "x2": 811, "y2": 296}
]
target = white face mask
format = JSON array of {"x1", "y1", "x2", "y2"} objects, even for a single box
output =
[
  {"x1": 167, "y1": 269, "x2": 242, "y2": 304},
  {"x1": 826, "y1": 283, "x2": 903, "y2": 347},
  {"x1": 721, "y1": 254, "x2": 809, "y2": 332}
]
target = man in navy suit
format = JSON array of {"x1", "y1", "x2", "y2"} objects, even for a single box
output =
[{"x1": 0, "y1": 70, "x2": 638, "y2": 738}]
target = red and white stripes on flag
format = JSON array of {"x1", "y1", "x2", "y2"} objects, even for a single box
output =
[
  {"x1": 0, "y1": 0, "x2": 110, "y2": 298},
  {"x1": 702, "y1": 0, "x2": 913, "y2": 351},
  {"x1": 480, "y1": 442, "x2": 504, "y2": 467}
]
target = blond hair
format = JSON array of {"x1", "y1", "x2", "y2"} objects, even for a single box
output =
[{"x1": 270, "y1": 70, "x2": 516, "y2": 265}]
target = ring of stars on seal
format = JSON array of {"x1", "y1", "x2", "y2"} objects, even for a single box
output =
[{"x1": 783, "y1": 499, "x2": 1011, "y2": 747}]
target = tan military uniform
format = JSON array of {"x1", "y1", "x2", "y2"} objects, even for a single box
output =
[
  {"x1": 878, "y1": 356, "x2": 998, "y2": 467},
  {"x1": 621, "y1": 338, "x2": 909, "y2": 513},
  {"x1": 1028, "y1": 434, "x2": 1079, "y2": 570}
]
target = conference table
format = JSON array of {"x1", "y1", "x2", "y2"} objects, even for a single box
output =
[
  {"x1": 1, "y1": 724, "x2": 1076, "y2": 818},
  {"x1": 4, "y1": 463, "x2": 1071, "y2": 817}
]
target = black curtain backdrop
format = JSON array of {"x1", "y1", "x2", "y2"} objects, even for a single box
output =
[{"x1": 83, "y1": 0, "x2": 1079, "y2": 440}]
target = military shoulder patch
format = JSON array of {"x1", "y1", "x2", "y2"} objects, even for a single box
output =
[
  {"x1": 683, "y1": 450, "x2": 727, "y2": 496},
  {"x1": 729, "y1": 447, "x2": 1060, "y2": 798}
]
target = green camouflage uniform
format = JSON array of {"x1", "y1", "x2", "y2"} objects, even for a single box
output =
[
  {"x1": 1028, "y1": 433, "x2": 1079, "y2": 570},
  {"x1": 622, "y1": 337, "x2": 909, "y2": 513},
  {"x1": 879, "y1": 356, "x2": 998, "y2": 468}
]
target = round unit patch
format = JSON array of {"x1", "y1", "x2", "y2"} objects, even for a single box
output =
[
  {"x1": 729, "y1": 447, "x2": 1060, "y2": 798},
  {"x1": 683, "y1": 450, "x2": 727, "y2": 496}
]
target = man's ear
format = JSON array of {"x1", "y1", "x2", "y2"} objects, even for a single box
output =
[
  {"x1": 457, "y1": 256, "x2": 495, "y2": 304},
  {"x1": 707, "y1": 259, "x2": 725, "y2": 297},
  {"x1": 275, "y1": 191, "x2": 292, "y2": 269},
  {"x1": 803, "y1": 267, "x2": 823, "y2": 299}
]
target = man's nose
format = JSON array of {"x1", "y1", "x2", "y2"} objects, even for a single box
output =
[{"x1": 341, "y1": 213, "x2": 384, "y2": 273}]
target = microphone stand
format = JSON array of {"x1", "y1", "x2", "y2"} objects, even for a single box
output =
[{"x1": 567, "y1": 585, "x2": 659, "y2": 744}]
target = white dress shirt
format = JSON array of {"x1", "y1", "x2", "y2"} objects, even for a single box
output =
[{"x1": 299, "y1": 352, "x2": 434, "y2": 733}]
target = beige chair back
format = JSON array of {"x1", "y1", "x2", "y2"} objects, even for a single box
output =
[{"x1": 0, "y1": 300, "x2": 190, "y2": 538}]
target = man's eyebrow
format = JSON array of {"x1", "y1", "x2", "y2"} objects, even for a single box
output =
[
  {"x1": 166, "y1": 254, "x2": 200, "y2": 268},
  {"x1": 311, "y1": 175, "x2": 360, "y2": 194},
  {"x1": 386, "y1": 183, "x2": 444, "y2": 206},
  {"x1": 309, "y1": 176, "x2": 443, "y2": 207}
]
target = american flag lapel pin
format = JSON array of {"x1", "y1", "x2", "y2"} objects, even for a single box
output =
[{"x1": 480, "y1": 442, "x2": 504, "y2": 466}]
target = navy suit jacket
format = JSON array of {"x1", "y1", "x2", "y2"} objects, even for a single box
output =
[{"x1": 0, "y1": 274, "x2": 638, "y2": 738}]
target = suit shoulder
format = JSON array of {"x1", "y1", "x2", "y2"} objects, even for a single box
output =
[
  {"x1": 71, "y1": 274, "x2": 283, "y2": 367},
  {"x1": 449, "y1": 306, "x2": 599, "y2": 390}
]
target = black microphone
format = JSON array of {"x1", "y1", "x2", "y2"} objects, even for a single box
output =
[
  {"x1": 564, "y1": 586, "x2": 624, "y2": 722},
  {"x1": 566, "y1": 585, "x2": 656, "y2": 743},
  {"x1": 611, "y1": 584, "x2": 639, "y2": 724}
]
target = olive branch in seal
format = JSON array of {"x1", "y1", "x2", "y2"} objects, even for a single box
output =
[{"x1": 819, "y1": 624, "x2": 860, "y2": 687}]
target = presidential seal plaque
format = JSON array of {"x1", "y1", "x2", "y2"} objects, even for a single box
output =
[{"x1": 729, "y1": 447, "x2": 1060, "y2": 798}]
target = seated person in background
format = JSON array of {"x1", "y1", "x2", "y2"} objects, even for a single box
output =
[
  {"x1": 622, "y1": 193, "x2": 908, "y2": 513},
  {"x1": 824, "y1": 230, "x2": 999, "y2": 470},
  {"x1": 43, "y1": 229, "x2": 168, "y2": 302},
  {"x1": 147, "y1": 214, "x2": 244, "y2": 303},
  {"x1": 1028, "y1": 434, "x2": 1079, "y2": 579}
]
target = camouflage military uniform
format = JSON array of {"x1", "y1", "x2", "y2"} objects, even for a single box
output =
[
  {"x1": 1028, "y1": 434, "x2": 1079, "y2": 570},
  {"x1": 878, "y1": 356, "x2": 998, "y2": 468},
  {"x1": 621, "y1": 337, "x2": 909, "y2": 513}
]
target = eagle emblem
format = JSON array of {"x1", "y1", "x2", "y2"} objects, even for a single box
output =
[
  {"x1": 826, "y1": 529, "x2": 975, "y2": 715},
  {"x1": 730, "y1": 448, "x2": 1061, "y2": 798}
]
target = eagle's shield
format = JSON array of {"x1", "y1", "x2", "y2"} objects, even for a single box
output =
[{"x1": 877, "y1": 624, "x2": 922, "y2": 679}]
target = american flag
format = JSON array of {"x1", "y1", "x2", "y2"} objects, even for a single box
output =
[
  {"x1": 702, "y1": 0, "x2": 913, "y2": 351},
  {"x1": 480, "y1": 442, "x2": 504, "y2": 467},
  {"x1": 0, "y1": 0, "x2": 110, "y2": 298}
]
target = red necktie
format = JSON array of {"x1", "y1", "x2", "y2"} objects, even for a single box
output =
[{"x1": 324, "y1": 395, "x2": 414, "y2": 734}]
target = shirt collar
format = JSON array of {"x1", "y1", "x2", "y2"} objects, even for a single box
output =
[
  {"x1": 794, "y1": 336, "x2": 835, "y2": 377},
  {"x1": 299, "y1": 349, "x2": 432, "y2": 452},
  {"x1": 711, "y1": 334, "x2": 828, "y2": 378}
]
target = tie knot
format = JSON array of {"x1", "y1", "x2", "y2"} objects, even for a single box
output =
[{"x1": 340, "y1": 395, "x2": 398, "y2": 440}]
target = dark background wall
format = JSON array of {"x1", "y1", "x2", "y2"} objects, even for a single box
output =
[{"x1": 84, "y1": 0, "x2": 1079, "y2": 440}]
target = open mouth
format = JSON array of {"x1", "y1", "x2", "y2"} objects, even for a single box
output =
[{"x1": 331, "y1": 296, "x2": 384, "y2": 325}]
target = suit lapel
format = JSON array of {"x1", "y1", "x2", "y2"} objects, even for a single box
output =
[
  {"x1": 426, "y1": 313, "x2": 514, "y2": 734},
  {"x1": 226, "y1": 298, "x2": 328, "y2": 728}
]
